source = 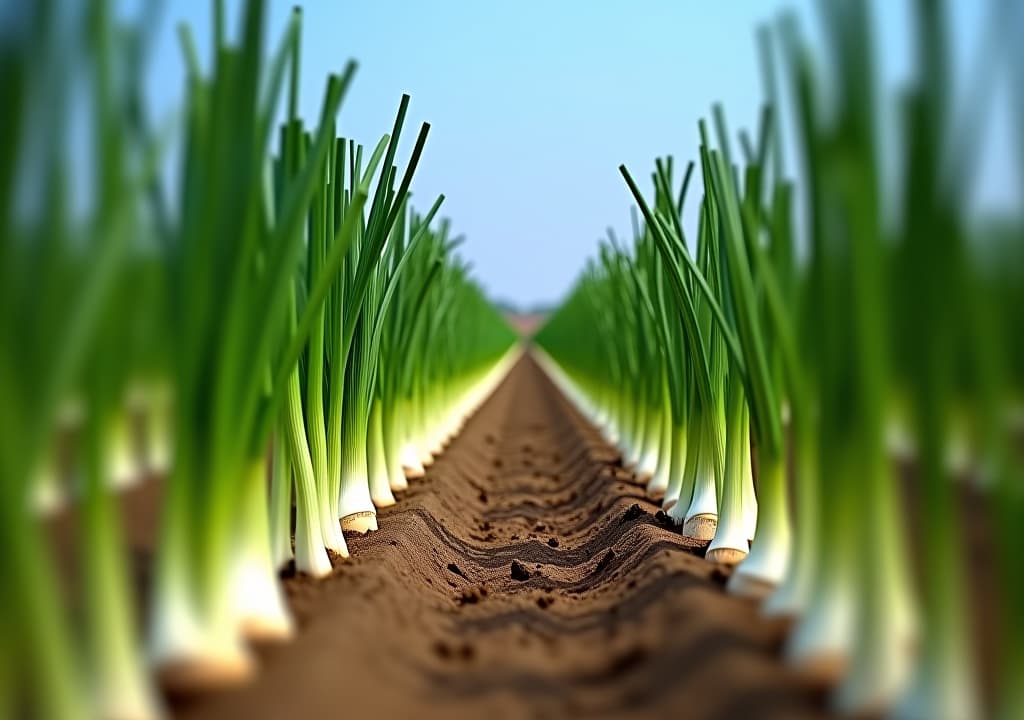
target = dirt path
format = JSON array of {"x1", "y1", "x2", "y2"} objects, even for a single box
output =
[{"x1": 174, "y1": 354, "x2": 831, "y2": 719}]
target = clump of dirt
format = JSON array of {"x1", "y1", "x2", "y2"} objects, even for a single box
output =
[
  {"x1": 622, "y1": 504, "x2": 646, "y2": 522},
  {"x1": 456, "y1": 587, "x2": 485, "y2": 606},
  {"x1": 510, "y1": 560, "x2": 531, "y2": 581},
  {"x1": 434, "y1": 641, "x2": 475, "y2": 662},
  {"x1": 653, "y1": 510, "x2": 675, "y2": 530}
]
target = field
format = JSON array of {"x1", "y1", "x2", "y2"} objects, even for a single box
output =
[
  {"x1": 2, "y1": 1, "x2": 1021, "y2": 719},
  {"x1": 43, "y1": 356, "x2": 831, "y2": 718}
]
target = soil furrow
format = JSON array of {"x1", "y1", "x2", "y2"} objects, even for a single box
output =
[{"x1": 173, "y1": 354, "x2": 832, "y2": 719}]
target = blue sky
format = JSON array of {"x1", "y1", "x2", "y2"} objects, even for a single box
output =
[{"x1": 140, "y1": 0, "x2": 1017, "y2": 308}]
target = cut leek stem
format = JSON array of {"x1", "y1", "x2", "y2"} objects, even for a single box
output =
[
  {"x1": 269, "y1": 429, "x2": 294, "y2": 569},
  {"x1": 284, "y1": 354, "x2": 339, "y2": 575},
  {"x1": 706, "y1": 379, "x2": 752, "y2": 564},
  {"x1": 367, "y1": 398, "x2": 396, "y2": 508},
  {"x1": 82, "y1": 397, "x2": 162, "y2": 719},
  {"x1": 383, "y1": 397, "x2": 408, "y2": 492},
  {"x1": 338, "y1": 331, "x2": 378, "y2": 533},
  {"x1": 231, "y1": 456, "x2": 294, "y2": 641},
  {"x1": 730, "y1": 449, "x2": 788, "y2": 597}
]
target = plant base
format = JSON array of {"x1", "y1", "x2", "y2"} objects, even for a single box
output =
[
  {"x1": 793, "y1": 652, "x2": 848, "y2": 686},
  {"x1": 239, "y1": 613, "x2": 294, "y2": 642},
  {"x1": 341, "y1": 510, "x2": 378, "y2": 533},
  {"x1": 157, "y1": 650, "x2": 254, "y2": 695},
  {"x1": 403, "y1": 464, "x2": 426, "y2": 478},
  {"x1": 372, "y1": 493, "x2": 397, "y2": 508},
  {"x1": 705, "y1": 546, "x2": 747, "y2": 565},
  {"x1": 681, "y1": 512, "x2": 717, "y2": 540}
]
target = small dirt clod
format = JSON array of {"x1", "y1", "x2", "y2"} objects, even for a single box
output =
[
  {"x1": 510, "y1": 560, "x2": 531, "y2": 581},
  {"x1": 653, "y1": 510, "x2": 676, "y2": 530},
  {"x1": 622, "y1": 503, "x2": 645, "y2": 522},
  {"x1": 456, "y1": 588, "x2": 480, "y2": 606}
]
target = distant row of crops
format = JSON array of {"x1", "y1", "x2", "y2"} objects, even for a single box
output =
[
  {"x1": 0, "y1": 1, "x2": 516, "y2": 718},
  {"x1": 538, "y1": 1, "x2": 1022, "y2": 717}
]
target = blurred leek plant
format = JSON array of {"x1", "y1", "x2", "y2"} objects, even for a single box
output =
[
  {"x1": 537, "y1": 0, "x2": 1023, "y2": 716},
  {"x1": 0, "y1": 0, "x2": 516, "y2": 716}
]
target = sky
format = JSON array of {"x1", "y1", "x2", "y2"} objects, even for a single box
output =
[{"x1": 139, "y1": 0, "x2": 1018, "y2": 309}]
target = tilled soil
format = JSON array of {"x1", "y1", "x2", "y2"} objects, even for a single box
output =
[{"x1": 171, "y1": 354, "x2": 831, "y2": 719}]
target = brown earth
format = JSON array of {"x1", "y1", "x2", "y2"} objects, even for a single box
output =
[{"x1": 159, "y1": 354, "x2": 831, "y2": 720}]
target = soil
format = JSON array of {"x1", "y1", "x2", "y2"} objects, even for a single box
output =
[
  {"x1": 157, "y1": 355, "x2": 832, "y2": 719},
  {"x1": 41, "y1": 355, "x2": 838, "y2": 718}
]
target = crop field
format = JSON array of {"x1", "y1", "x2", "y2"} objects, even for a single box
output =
[{"x1": 1, "y1": 1, "x2": 1021, "y2": 719}]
